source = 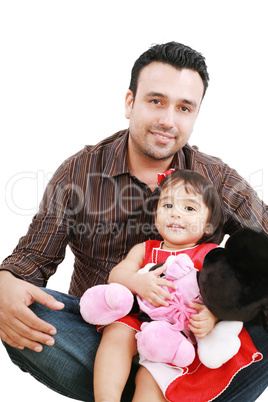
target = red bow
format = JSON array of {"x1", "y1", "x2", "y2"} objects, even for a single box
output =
[{"x1": 157, "y1": 168, "x2": 175, "y2": 186}]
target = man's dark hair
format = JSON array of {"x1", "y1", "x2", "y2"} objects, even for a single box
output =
[{"x1": 129, "y1": 41, "x2": 209, "y2": 98}]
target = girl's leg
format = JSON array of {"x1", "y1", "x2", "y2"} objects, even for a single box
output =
[
  {"x1": 133, "y1": 366, "x2": 166, "y2": 402},
  {"x1": 94, "y1": 323, "x2": 137, "y2": 402}
]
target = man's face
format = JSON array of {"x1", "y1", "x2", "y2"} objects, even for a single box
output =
[{"x1": 125, "y1": 62, "x2": 204, "y2": 161}]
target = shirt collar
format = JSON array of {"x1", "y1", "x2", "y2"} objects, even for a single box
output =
[
  {"x1": 170, "y1": 148, "x2": 186, "y2": 170},
  {"x1": 102, "y1": 130, "x2": 130, "y2": 177}
]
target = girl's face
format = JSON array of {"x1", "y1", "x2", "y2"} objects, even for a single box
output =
[{"x1": 155, "y1": 181, "x2": 210, "y2": 250}]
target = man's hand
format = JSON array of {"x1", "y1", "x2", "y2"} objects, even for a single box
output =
[
  {"x1": 134, "y1": 264, "x2": 177, "y2": 307},
  {"x1": 188, "y1": 302, "x2": 218, "y2": 338},
  {"x1": 0, "y1": 271, "x2": 64, "y2": 352}
]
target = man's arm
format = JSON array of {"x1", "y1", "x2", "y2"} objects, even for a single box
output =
[
  {"x1": 0, "y1": 163, "x2": 72, "y2": 350},
  {"x1": 0, "y1": 162, "x2": 73, "y2": 284},
  {"x1": 219, "y1": 165, "x2": 268, "y2": 235},
  {"x1": 193, "y1": 148, "x2": 268, "y2": 235}
]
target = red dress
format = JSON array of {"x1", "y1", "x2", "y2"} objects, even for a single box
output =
[
  {"x1": 116, "y1": 241, "x2": 262, "y2": 402},
  {"x1": 115, "y1": 240, "x2": 218, "y2": 331}
]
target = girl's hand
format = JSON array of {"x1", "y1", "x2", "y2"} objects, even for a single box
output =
[
  {"x1": 188, "y1": 302, "x2": 218, "y2": 338},
  {"x1": 134, "y1": 264, "x2": 177, "y2": 307}
]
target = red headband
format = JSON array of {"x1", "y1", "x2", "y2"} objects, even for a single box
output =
[{"x1": 157, "y1": 168, "x2": 175, "y2": 186}]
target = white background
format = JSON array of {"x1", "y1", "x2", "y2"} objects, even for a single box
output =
[{"x1": 0, "y1": 0, "x2": 267, "y2": 400}]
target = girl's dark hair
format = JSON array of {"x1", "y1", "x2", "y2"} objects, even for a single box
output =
[
  {"x1": 153, "y1": 169, "x2": 224, "y2": 245},
  {"x1": 129, "y1": 42, "x2": 209, "y2": 99}
]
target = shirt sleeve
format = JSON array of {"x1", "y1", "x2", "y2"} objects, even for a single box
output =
[
  {"x1": 0, "y1": 162, "x2": 74, "y2": 286},
  {"x1": 192, "y1": 146, "x2": 268, "y2": 236},
  {"x1": 219, "y1": 164, "x2": 268, "y2": 235}
]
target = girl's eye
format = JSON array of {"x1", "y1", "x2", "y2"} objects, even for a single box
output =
[
  {"x1": 164, "y1": 203, "x2": 173, "y2": 209},
  {"x1": 185, "y1": 206, "x2": 195, "y2": 212}
]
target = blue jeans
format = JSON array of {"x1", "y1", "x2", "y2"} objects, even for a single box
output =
[{"x1": 3, "y1": 288, "x2": 268, "y2": 401}]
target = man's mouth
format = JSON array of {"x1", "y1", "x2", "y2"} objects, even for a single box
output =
[{"x1": 150, "y1": 131, "x2": 174, "y2": 144}]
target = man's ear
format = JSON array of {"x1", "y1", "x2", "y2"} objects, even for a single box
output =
[{"x1": 125, "y1": 90, "x2": 134, "y2": 119}]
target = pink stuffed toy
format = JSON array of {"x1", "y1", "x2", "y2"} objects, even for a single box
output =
[
  {"x1": 80, "y1": 282, "x2": 134, "y2": 325},
  {"x1": 80, "y1": 253, "x2": 243, "y2": 369},
  {"x1": 135, "y1": 254, "x2": 200, "y2": 367}
]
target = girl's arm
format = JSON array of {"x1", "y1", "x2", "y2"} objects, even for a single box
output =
[
  {"x1": 188, "y1": 302, "x2": 218, "y2": 338},
  {"x1": 108, "y1": 243, "x2": 176, "y2": 307}
]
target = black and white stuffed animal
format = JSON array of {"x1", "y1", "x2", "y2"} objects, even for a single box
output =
[
  {"x1": 192, "y1": 227, "x2": 267, "y2": 368},
  {"x1": 199, "y1": 227, "x2": 268, "y2": 330}
]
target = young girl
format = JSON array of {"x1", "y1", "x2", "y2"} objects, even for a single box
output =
[{"x1": 90, "y1": 169, "x2": 224, "y2": 402}]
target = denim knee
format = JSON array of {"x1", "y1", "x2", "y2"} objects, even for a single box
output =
[{"x1": 3, "y1": 288, "x2": 102, "y2": 401}]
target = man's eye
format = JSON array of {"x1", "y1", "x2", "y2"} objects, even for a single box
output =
[
  {"x1": 150, "y1": 99, "x2": 161, "y2": 105},
  {"x1": 180, "y1": 106, "x2": 190, "y2": 112}
]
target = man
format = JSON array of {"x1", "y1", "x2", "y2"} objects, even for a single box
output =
[{"x1": 0, "y1": 42, "x2": 267, "y2": 401}]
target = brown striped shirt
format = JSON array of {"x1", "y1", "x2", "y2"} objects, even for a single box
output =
[{"x1": 1, "y1": 130, "x2": 267, "y2": 297}]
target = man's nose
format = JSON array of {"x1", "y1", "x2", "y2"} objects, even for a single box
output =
[{"x1": 158, "y1": 106, "x2": 176, "y2": 129}]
